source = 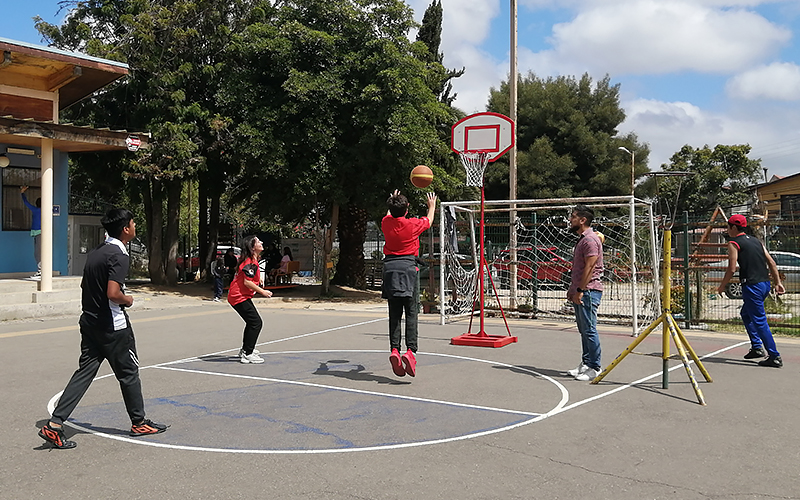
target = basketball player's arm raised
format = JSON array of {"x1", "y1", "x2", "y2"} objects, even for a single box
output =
[
  {"x1": 107, "y1": 280, "x2": 133, "y2": 307},
  {"x1": 425, "y1": 192, "x2": 437, "y2": 227}
]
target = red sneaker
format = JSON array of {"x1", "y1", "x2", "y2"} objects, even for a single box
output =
[
  {"x1": 402, "y1": 349, "x2": 416, "y2": 377},
  {"x1": 389, "y1": 349, "x2": 405, "y2": 377}
]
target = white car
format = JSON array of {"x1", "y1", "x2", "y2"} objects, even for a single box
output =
[{"x1": 705, "y1": 250, "x2": 800, "y2": 299}]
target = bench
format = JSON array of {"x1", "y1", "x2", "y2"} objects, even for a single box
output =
[{"x1": 275, "y1": 260, "x2": 301, "y2": 284}]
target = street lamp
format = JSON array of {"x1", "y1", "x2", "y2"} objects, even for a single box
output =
[{"x1": 618, "y1": 146, "x2": 635, "y2": 195}]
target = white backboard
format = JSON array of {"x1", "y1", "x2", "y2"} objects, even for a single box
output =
[{"x1": 451, "y1": 112, "x2": 515, "y2": 162}]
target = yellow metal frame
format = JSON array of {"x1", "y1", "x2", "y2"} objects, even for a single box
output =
[{"x1": 591, "y1": 229, "x2": 712, "y2": 405}]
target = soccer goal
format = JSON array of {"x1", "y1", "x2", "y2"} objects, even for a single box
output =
[{"x1": 436, "y1": 196, "x2": 661, "y2": 336}]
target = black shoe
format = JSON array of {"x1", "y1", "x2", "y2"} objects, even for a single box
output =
[
  {"x1": 744, "y1": 348, "x2": 766, "y2": 359},
  {"x1": 758, "y1": 356, "x2": 783, "y2": 368},
  {"x1": 130, "y1": 419, "x2": 169, "y2": 436},
  {"x1": 38, "y1": 423, "x2": 76, "y2": 449}
]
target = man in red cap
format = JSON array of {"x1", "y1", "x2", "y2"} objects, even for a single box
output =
[{"x1": 718, "y1": 214, "x2": 784, "y2": 367}]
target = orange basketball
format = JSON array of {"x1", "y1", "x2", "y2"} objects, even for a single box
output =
[{"x1": 410, "y1": 165, "x2": 433, "y2": 188}]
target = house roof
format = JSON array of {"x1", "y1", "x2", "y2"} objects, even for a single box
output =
[
  {"x1": 0, "y1": 37, "x2": 128, "y2": 109},
  {"x1": 0, "y1": 116, "x2": 148, "y2": 152}
]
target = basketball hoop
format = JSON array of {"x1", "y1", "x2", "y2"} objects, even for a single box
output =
[{"x1": 459, "y1": 150, "x2": 490, "y2": 187}]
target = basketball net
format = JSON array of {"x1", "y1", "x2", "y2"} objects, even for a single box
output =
[{"x1": 459, "y1": 151, "x2": 490, "y2": 187}]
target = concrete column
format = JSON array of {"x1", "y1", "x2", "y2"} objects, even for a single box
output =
[{"x1": 40, "y1": 138, "x2": 53, "y2": 291}]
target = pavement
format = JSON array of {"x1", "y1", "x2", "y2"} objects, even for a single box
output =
[{"x1": 2, "y1": 286, "x2": 800, "y2": 500}]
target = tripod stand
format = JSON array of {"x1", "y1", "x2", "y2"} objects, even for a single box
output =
[{"x1": 591, "y1": 227, "x2": 712, "y2": 405}]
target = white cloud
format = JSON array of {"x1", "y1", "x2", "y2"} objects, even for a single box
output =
[
  {"x1": 727, "y1": 62, "x2": 800, "y2": 100},
  {"x1": 547, "y1": 0, "x2": 791, "y2": 75},
  {"x1": 619, "y1": 97, "x2": 800, "y2": 177}
]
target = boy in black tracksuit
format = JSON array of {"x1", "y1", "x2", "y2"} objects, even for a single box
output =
[{"x1": 38, "y1": 208, "x2": 168, "y2": 449}]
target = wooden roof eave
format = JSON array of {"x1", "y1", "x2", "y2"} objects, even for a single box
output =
[{"x1": 0, "y1": 116, "x2": 149, "y2": 153}]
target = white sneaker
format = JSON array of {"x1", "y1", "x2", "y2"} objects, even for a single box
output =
[
  {"x1": 213, "y1": 297, "x2": 220, "y2": 302},
  {"x1": 575, "y1": 367, "x2": 600, "y2": 381},
  {"x1": 240, "y1": 352, "x2": 264, "y2": 364},
  {"x1": 238, "y1": 348, "x2": 260, "y2": 357},
  {"x1": 567, "y1": 363, "x2": 589, "y2": 377}
]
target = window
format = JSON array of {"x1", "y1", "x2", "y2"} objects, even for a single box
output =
[
  {"x1": 780, "y1": 194, "x2": 800, "y2": 218},
  {"x1": 2, "y1": 166, "x2": 41, "y2": 231},
  {"x1": 79, "y1": 225, "x2": 106, "y2": 254}
]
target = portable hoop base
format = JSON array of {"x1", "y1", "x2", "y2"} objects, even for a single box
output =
[{"x1": 451, "y1": 332, "x2": 518, "y2": 348}]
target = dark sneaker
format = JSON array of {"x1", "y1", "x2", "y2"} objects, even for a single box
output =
[
  {"x1": 402, "y1": 349, "x2": 417, "y2": 377},
  {"x1": 389, "y1": 349, "x2": 405, "y2": 377},
  {"x1": 758, "y1": 356, "x2": 783, "y2": 368},
  {"x1": 38, "y1": 423, "x2": 76, "y2": 449},
  {"x1": 744, "y1": 348, "x2": 766, "y2": 359},
  {"x1": 130, "y1": 419, "x2": 169, "y2": 436}
]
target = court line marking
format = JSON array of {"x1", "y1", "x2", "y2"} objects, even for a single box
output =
[
  {"x1": 45, "y1": 318, "x2": 750, "y2": 454},
  {"x1": 150, "y1": 318, "x2": 388, "y2": 368},
  {"x1": 50, "y1": 350, "x2": 568, "y2": 454},
  {"x1": 0, "y1": 308, "x2": 229, "y2": 339},
  {"x1": 544, "y1": 340, "x2": 750, "y2": 417},
  {"x1": 155, "y1": 358, "x2": 542, "y2": 417}
]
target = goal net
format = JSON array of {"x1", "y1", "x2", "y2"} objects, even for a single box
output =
[{"x1": 436, "y1": 196, "x2": 661, "y2": 335}]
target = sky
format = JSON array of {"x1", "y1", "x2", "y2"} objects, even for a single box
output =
[{"x1": 5, "y1": 0, "x2": 800, "y2": 178}]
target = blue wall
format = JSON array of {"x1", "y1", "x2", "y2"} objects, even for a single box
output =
[{"x1": 0, "y1": 144, "x2": 69, "y2": 275}]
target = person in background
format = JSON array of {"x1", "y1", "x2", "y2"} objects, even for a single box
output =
[
  {"x1": 211, "y1": 254, "x2": 226, "y2": 302},
  {"x1": 381, "y1": 189, "x2": 437, "y2": 378},
  {"x1": 20, "y1": 185, "x2": 41, "y2": 278},
  {"x1": 566, "y1": 205, "x2": 605, "y2": 382},
  {"x1": 224, "y1": 247, "x2": 238, "y2": 287},
  {"x1": 717, "y1": 214, "x2": 784, "y2": 368},
  {"x1": 270, "y1": 246, "x2": 294, "y2": 283}
]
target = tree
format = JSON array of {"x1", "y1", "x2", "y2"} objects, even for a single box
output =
[
  {"x1": 221, "y1": 0, "x2": 453, "y2": 289},
  {"x1": 484, "y1": 72, "x2": 650, "y2": 200},
  {"x1": 37, "y1": 0, "x2": 261, "y2": 284},
  {"x1": 643, "y1": 144, "x2": 762, "y2": 218}
]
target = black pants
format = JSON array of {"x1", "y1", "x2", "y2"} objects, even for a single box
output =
[
  {"x1": 51, "y1": 320, "x2": 145, "y2": 425},
  {"x1": 388, "y1": 294, "x2": 418, "y2": 353},
  {"x1": 232, "y1": 299, "x2": 262, "y2": 354}
]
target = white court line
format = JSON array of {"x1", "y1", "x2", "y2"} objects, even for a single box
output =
[
  {"x1": 545, "y1": 340, "x2": 751, "y2": 416},
  {"x1": 46, "y1": 317, "x2": 749, "y2": 454},
  {"x1": 49, "y1": 350, "x2": 567, "y2": 454},
  {"x1": 155, "y1": 358, "x2": 541, "y2": 417},
  {"x1": 150, "y1": 317, "x2": 388, "y2": 368}
]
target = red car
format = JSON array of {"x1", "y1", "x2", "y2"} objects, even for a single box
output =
[
  {"x1": 492, "y1": 246, "x2": 572, "y2": 288},
  {"x1": 176, "y1": 248, "x2": 200, "y2": 272}
]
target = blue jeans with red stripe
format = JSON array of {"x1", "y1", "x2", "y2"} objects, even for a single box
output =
[{"x1": 741, "y1": 281, "x2": 780, "y2": 358}]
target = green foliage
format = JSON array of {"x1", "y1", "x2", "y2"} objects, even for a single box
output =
[
  {"x1": 641, "y1": 144, "x2": 762, "y2": 217},
  {"x1": 485, "y1": 73, "x2": 649, "y2": 200},
  {"x1": 220, "y1": 0, "x2": 455, "y2": 224}
]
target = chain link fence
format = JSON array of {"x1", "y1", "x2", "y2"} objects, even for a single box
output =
[{"x1": 670, "y1": 212, "x2": 800, "y2": 337}]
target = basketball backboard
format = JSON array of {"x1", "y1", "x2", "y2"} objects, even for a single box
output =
[{"x1": 451, "y1": 112, "x2": 515, "y2": 162}]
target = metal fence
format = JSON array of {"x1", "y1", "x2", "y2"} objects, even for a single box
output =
[{"x1": 669, "y1": 212, "x2": 800, "y2": 337}]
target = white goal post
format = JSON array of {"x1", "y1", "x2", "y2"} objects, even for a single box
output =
[{"x1": 436, "y1": 196, "x2": 661, "y2": 336}]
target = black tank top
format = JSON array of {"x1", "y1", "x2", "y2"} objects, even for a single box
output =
[{"x1": 732, "y1": 234, "x2": 770, "y2": 284}]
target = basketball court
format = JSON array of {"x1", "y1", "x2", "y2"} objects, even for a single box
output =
[{"x1": 3, "y1": 295, "x2": 799, "y2": 499}]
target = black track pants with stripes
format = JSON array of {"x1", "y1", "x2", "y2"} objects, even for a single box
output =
[{"x1": 50, "y1": 318, "x2": 145, "y2": 426}]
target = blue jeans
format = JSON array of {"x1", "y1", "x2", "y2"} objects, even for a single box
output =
[
  {"x1": 573, "y1": 290, "x2": 602, "y2": 370},
  {"x1": 741, "y1": 281, "x2": 780, "y2": 358},
  {"x1": 214, "y1": 276, "x2": 223, "y2": 299}
]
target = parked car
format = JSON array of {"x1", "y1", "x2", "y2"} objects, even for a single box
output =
[
  {"x1": 705, "y1": 251, "x2": 800, "y2": 299},
  {"x1": 176, "y1": 248, "x2": 200, "y2": 273},
  {"x1": 492, "y1": 246, "x2": 572, "y2": 289},
  {"x1": 215, "y1": 245, "x2": 241, "y2": 259}
]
